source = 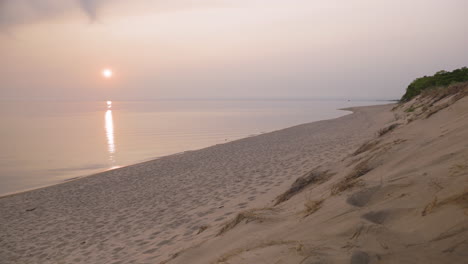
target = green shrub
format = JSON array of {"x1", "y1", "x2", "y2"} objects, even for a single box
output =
[{"x1": 401, "y1": 67, "x2": 468, "y2": 102}]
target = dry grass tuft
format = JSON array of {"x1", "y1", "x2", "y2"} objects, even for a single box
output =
[
  {"x1": 331, "y1": 160, "x2": 373, "y2": 195},
  {"x1": 425, "y1": 103, "x2": 450, "y2": 118},
  {"x1": 438, "y1": 190, "x2": 468, "y2": 210},
  {"x1": 216, "y1": 208, "x2": 276, "y2": 236},
  {"x1": 275, "y1": 170, "x2": 332, "y2": 205},
  {"x1": 420, "y1": 81, "x2": 468, "y2": 103},
  {"x1": 303, "y1": 199, "x2": 324, "y2": 217},
  {"x1": 395, "y1": 82, "x2": 468, "y2": 122},
  {"x1": 159, "y1": 251, "x2": 182, "y2": 264},
  {"x1": 391, "y1": 104, "x2": 402, "y2": 111},
  {"x1": 197, "y1": 225, "x2": 209, "y2": 235},
  {"x1": 422, "y1": 190, "x2": 468, "y2": 216},
  {"x1": 377, "y1": 123, "x2": 399, "y2": 137},
  {"x1": 421, "y1": 82, "x2": 468, "y2": 118},
  {"x1": 346, "y1": 160, "x2": 373, "y2": 180},
  {"x1": 353, "y1": 140, "x2": 380, "y2": 156},
  {"x1": 331, "y1": 179, "x2": 363, "y2": 195},
  {"x1": 422, "y1": 196, "x2": 438, "y2": 216},
  {"x1": 404, "y1": 105, "x2": 416, "y2": 113},
  {"x1": 450, "y1": 162, "x2": 468, "y2": 176}
]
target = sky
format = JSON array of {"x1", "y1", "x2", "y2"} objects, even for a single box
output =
[{"x1": 0, "y1": 0, "x2": 467, "y2": 101}]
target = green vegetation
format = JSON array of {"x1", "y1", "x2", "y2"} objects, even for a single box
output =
[
  {"x1": 377, "y1": 123, "x2": 399, "y2": 137},
  {"x1": 405, "y1": 106, "x2": 415, "y2": 113},
  {"x1": 401, "y1": 67, "x2": 468, "y2": 101}
]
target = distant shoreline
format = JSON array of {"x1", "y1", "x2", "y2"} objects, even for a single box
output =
[{"x1": 1, "y1": 99, "x2": 389, "y2": 197}]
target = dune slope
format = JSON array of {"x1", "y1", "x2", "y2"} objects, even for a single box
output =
[{"x1": 166, "y1": 85, "x2": 468, "y2": 264}]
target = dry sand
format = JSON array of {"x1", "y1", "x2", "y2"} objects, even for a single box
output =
[{"x1": 1, "y1": 88, "x2": 467, "y2": 264}]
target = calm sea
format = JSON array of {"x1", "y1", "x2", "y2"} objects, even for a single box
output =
[{"x1": 0, "y1": 99, "x2": 387, "y2": 195}]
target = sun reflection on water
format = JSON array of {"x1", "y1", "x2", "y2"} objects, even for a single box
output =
[
  {"x1": 105, "y1": 101, "x2": 116, "y2": 167},
  {"x1": 105, "y1": 109, "x2": 115, "y2": 154}
]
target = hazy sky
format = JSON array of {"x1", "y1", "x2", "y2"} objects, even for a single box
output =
[{"x1": 1, "y1": 0, "x2": 467, "y2": 100}]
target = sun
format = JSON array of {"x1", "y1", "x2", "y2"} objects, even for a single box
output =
[{"x1": 102, "y1": 68, "x2": 113, "y2": 79}]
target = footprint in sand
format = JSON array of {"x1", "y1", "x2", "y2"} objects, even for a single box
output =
[
  {"x1": 361, "y1": 208, "x2": 414, "y2": 225},
  {"x1": 142, "y1": 247, "x2": 159, "y2": 254},
  {"x1": 346, "y1": 186, "x2": 381, "y2": 207},
  {"x1": 214, "y1": 216, "x2": 226, "y2": 222},
  {"x1": 237, "y1": 202, "x2": 248, "y2": 209},
  {"x1": 347, "y1": 184, "x2": 411, "y2": 208},
  {"x1": 350, "y1": 251, "x2": 370, "y2": 264}
]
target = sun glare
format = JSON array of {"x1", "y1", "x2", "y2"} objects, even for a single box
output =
[{"x1": 102, "y1": 69, "x2": 113, "y2": 79}]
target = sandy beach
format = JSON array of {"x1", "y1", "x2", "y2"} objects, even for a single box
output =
[
  {"x1": 1, "y1": 88, "x2": 467, "y2": 263},
  {"x1": 0, "y1": 103, "x2": 392, "y2": 263}
]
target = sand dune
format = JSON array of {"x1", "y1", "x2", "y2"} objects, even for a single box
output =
[
  {"x1": 1, "y1": 86, "x2": 467, "y2": 264},
  {"x1": 166, "y1": 86, "x2": 468, "y2": 264}
]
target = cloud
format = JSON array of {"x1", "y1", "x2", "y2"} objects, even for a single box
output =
[
  {"x1": 77, "y1": 0, "x2": 99, "y2": 21},
  {"x1": 0, "y1": 0, "x2": 227, "y2": 29},
  {"x1": 0, "y1": 0, "x2": 100, "y2": 28}
]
